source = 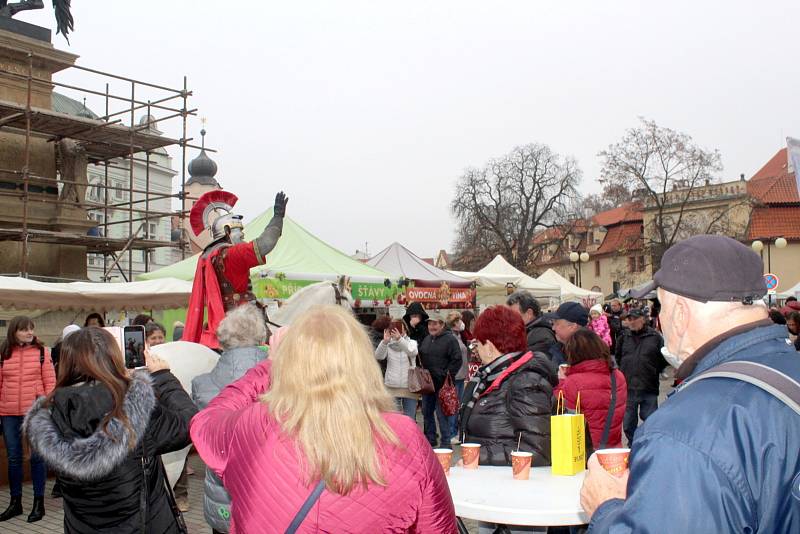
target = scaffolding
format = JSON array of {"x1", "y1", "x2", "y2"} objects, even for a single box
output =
[{"x1": 0, "y1": 54, "x2": 212, "y2": 282}]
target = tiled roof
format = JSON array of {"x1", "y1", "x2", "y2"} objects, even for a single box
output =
[
  {"x1": 747, "y1": 147, "x2": 798, "y2": 204},
  {"x1": 747, "y1": 173, "x2": 799, "y2": 204},
  {"x1": 751, "y1": 148, "x2": 789, "y2": 181},
  {"x1": 532, "y1": 227, "x2": 564, "y2": 245},
  {"x1": 592, "y1": 202, "x2": 643, "y2": 227},
  {"x1": 595, "y1": 222, "x2": 643, "y2": 255},
  {"x1": 748, "y1": 206, "x2": 800, "y2": 240}
]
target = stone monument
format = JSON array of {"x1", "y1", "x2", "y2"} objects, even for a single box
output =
[{"x1": 0, "y1": 7, "x2": 95, "y2": 280}]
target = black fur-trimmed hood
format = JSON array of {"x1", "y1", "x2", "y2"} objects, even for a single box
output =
[{"x1": 24, "y1": 371, "x2": 155, "y2": 482}]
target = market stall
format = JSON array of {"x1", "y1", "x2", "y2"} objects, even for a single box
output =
[
  {"x1": 450, "y1": 255, "x2": 561, "y2": 306},
  {"x1": 366, "y1": 242, "x2": 476, "y2": 309},
  {"x1": 537, "y1": 268, "x2": 603, "y2": 307}
]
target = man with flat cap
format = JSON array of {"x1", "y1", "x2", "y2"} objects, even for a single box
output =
[{"x1": 579, "y1": 235, "x2": 800, "y2": 533}]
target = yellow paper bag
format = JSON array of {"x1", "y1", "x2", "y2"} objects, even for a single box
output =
[{"x1": 551, "y1": 391, "x2": 586, "y2": 476}]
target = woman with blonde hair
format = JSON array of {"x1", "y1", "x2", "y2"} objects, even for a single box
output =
[{"x1": 191, "y1": 305, "x2": 456, "y2": 533}]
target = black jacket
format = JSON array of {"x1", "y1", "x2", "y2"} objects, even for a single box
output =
[
  {"x1": 608, "y1": 312, "x2": 623, "y2": 353},
  {"x1": 461, "y1": 352, "x2": 557, "y2": 467},
  {"x1": 525, "y1": 316, "x2": 556, "y2": 355},
  {"x1": 24, "y1": 370, "x2": 197, "y2": 534},
  {"x1": 419, "y1": 330, "x2": 462, "y2": 390},
  {"x1": 615, "y1": 326, "x2": 666, "y2": 394},
  {"x1": 403, "y1": 302, "x2": 430, "y2": 346}
]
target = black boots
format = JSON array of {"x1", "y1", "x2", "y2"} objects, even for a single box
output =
[
  {"x1": 27, "y1": 496, "x2": 45, "y2": 523},
  {"x1": 0, "y1": 495, "x2": 22, "y2": 522},
  {"x1": 0, "y1": 495, "x2": 44, "y2": 523}
]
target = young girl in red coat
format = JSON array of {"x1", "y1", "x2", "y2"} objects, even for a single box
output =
[{"x1": 554, "y1": 328, "x2": 627, "y2": 449}]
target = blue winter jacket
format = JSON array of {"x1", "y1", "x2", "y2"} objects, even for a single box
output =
[{"x1": 589, "y1": 322, "x2": 800, "y2": 533}]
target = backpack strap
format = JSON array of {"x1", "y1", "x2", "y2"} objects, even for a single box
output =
[
  {"x1": 39, "y1": 345, "x2": 45, "y2": 366},
  {"x1": 598, "y1": 370, "x2": 618, "y2": 449},
  {"x1": 285, "y1": 480, "x2": 325, "y2": 534},
  {"x1": 683, "y1": 361, "x2": 800, "y2": 416}
]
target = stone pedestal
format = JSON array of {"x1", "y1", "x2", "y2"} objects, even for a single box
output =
[{"x1": 0, "y1": 26, "x2": 94, "y2": 280}]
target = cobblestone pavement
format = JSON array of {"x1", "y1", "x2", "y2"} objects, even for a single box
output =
[{"x1": 2, "y1": 377, "x2": 676, "y2": 533}]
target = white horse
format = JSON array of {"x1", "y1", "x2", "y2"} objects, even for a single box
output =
[
  {"x1": 154, "y1": 277, "x2": 354, "y2": 487},
  {"x1": 267, "y1": 277, "x2": 354, "y2": 328}
]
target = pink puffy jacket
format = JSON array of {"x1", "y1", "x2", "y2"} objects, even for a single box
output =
[
  {"x1": 0, "y1": 344, "x2": 56, "y2": 416},
  {"x1": 589, "y1": 314, "x2": 613, "y2": 347},
  {"x1": 190, "y1": 359, "x2": 457, "y2": 533}
]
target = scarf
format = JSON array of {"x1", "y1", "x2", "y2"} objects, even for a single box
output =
[{"x1": 458, "y1": 351, "x2": 532, "y2": 440}]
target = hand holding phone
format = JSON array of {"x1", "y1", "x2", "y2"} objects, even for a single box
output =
[{"x1": 123, "y1": 326, "x2": 147, "y2": 370}]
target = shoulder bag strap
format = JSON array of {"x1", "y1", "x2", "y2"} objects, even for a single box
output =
[
  {"x1": 683, "y1": 361, "x2": 800, "y2": 416},
  {"x1": 39, "y1": 345, "x2": 45, "y2": 366},
  {"x1": 598, "y1": 370, "x2": 617, "y2": 449},
  {"x1": 285, "y1": 480, "x2": 325, "y2": 534}
]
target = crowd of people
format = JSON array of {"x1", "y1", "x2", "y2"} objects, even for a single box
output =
[{"x1": 0, "y1": 235, "x2": 797, "y2": 532}]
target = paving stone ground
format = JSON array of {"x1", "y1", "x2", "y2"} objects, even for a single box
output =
[{"x1": 1, "y1": 377, "x2": 674, "y2": 533}]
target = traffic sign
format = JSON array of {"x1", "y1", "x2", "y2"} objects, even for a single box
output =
[{"x1": 764, "y1": 273, "x2": 779, "y2": 291}]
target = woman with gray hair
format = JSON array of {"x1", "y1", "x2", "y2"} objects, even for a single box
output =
[{"x1": 190, "y1": 304, "x2": 267, "y2": 534}]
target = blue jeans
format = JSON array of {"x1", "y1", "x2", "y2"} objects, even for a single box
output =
[
  {"x1": 1, "y1": 415, "x2": 47, "y2": 497},
  {"x1": 449, "y1": 379, "x2": 465, "y2": 438},
  {"x1": 396, "y1": 397, "x2": 418, "y2": 420},
  {"x1": 623, "y1": 391, "x2": 658, "y2": 445},
  {"x1": 422, "y1": 392, "x2": 452, "y2": 448}
]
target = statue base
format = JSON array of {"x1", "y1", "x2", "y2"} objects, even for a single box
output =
[
  {"x1": 0, "y1": 17, "x2": 51, "y2": 43},
  {"x1": 0, "y1": 28, "x2": 92, "y2": 280}
]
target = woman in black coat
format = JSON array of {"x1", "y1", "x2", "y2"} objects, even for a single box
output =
[
  {"x1": 24, "y1": 327, "x2": 197, "y2": 534},
  {"x1": 459, "y1": 305, "x2": 557, "y2": 467}
]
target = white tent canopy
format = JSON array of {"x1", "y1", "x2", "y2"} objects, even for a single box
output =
[
  {"x1": 451, "y1": 255, "x2": 561, "y2": 302},
  {"x1": 367, "y1": 242, "x2": 471, "y2": 284},
  {"x1": 778, "y1": 280, "x2": 800, "y2": 299},
  {"x1": 0, "y1": 276, "x2": 192, "y2": 312},
  {"x1": 537, "y1": 268, "x2": 603, "y2": 304}
]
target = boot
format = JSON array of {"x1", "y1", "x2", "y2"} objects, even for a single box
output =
[
  {"x1": 27, "y1": 496, "x2": 44, "y2": 523},
  {"x1": 0, "y1": 496, "x2": 22, "y2": 522}
]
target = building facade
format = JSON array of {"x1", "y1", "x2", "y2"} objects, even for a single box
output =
[{"x1": 531, "y1": 145, "x2": 800, "y2": 298}]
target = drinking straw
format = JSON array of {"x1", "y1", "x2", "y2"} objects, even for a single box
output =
[{"x1": 516, "y1": 432, "x2": 522, "y2": 452}]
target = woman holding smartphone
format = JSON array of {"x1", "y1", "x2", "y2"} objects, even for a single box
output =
[
  {"x1": 0, "y1": 316, "x2": 56, "y2": 523},
  {"x1": 24, "y1": 327, "x2": 197, "y2": 533}
]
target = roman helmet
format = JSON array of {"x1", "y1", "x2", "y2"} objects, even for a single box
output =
[{"x1": 189, "y1": 190, "x2": 244, "y2": 243}]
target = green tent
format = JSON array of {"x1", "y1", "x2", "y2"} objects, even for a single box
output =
[{"x1": 139, "y1": 208, "x2": 396, "y2": 302}]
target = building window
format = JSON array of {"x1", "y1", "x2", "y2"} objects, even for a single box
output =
[
  {"x1": 595, "y1": 260, "x2": 600, "y2": 277},
  {"x1": 148, "y1": 223, "x2": 157, "y2": 239},
  {"x1": 569, "y1": 275, "x2": 576, "y2": 284},
  {"x1": 588, "y1": 231, "x2": 594, "y2": 244},
  {"x1": 113, "y1": 182, "x2": 124, "y2": 200},
  {"x1": 613, "y1": 281, "x2": 620, "y2": 294},
  {"x1": 637, "y1": 256, "x2": 646, "y2": 272},
  {"x1": 628, "y1": 256, "x2": 636, "y2": 273}
]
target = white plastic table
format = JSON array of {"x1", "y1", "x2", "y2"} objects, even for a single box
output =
[{"x1": 446, "y1": 466, "x2": 589, "y2": 527}]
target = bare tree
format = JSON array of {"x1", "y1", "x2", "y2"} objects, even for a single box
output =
[
  {"x1": 599, "y1": 118, "x2": 723, "y2": 269},
  {"x1": 582, "y1": 182, "x2": 638, "y2": 216},
  {"x1": 451, "y1": 143, "x2": 581, "y2": 271}
]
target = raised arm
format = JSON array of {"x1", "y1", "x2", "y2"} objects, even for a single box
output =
[{"x1": 254, "y1": 192, "x2": 288, "y2": 260}]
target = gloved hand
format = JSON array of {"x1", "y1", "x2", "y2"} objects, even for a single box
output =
[{"x1": 274, "y1": 191, "x2": 289, "y2": 218}]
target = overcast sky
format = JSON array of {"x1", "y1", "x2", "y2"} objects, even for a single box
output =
[{"x1": 20, "y1": 1, "x2": 800, "y2": 259}]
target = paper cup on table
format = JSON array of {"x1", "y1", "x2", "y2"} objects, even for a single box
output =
[
  {"x1": 596, "y1": 448, "x2": 630, "y2": 477},
  {"x1": 433, "y1": 448, "x2": 453, "y2": 476},
  {"x1": 461, "y1": 443, "x2": 481, "y2": 469},
  {"x1": 511, "y1": 451, "x2": 533, "y2": 480}
]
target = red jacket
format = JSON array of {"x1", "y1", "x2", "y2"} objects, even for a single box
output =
[
  {"x1": 190, "y1": 359, "x2": 457, "y2": 533},
  {"x1": 0, "y1": 344, "x2": 56, "y2": 416},
  {"x1": 554, "y1": 359, "x2": 627, "y2": 449}
]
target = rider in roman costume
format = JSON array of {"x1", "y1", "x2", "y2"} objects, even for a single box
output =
[{"x1": 183, "y1": 190, "x2": 288, "y2": 348}]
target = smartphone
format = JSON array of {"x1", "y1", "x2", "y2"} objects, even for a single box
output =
[{"x1": 122, "y1": 325, "x2": 146, "y2": 369}]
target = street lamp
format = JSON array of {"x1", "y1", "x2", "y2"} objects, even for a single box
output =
[
  {"x1": 569, "y1": 251, "x2": 590, "y2": 288},
  {"x1": 751, "y1": 237, "x2": 787, "y2": 275}
]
